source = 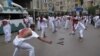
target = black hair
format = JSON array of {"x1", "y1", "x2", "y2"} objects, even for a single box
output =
[
  {"x1": 30, "y1": 24, "x2": 35, "y2": 29},
  {"x1": 23, "y1": 16, "x2": 26, "y2": 18},
  {"x1": 40, "y1": 16, "x2": 43, "y2": 22}
]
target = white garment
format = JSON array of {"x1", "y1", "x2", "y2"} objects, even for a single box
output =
[
  {"x1": 93, "y1": 16, "x2": 100, "y2": 28},
  {"x1": 13, "y1": 30, "x2": 39, "y2": 46},
  {"x1": 13, "y1": 30, "x2": 39, "y2": 56},
  {"x1": 93, "y1": 16, "x2": 99, "y2": 23},
  {"x1": 3, "y1": 23, "x2": 11, "y2": 42},
  {"x1": 36, "y1": 17, "x2": 41, "y2": 30},
  {"x1": 75, "y1": 21, "x2": 85, "y2": 38},
  {"x1": 23, "y1": 18, "x2": 30, "y2": 28},
  {"x1": 84, "y1": 16, "x2": 89, "y2": 27},
  {"x1": 64, "y1": 20, "x2": 69, "y2": 29},
  {"x1": 60, "y1": 16, "x2": 65, "y2": 27},
  {"x1": 13, "y1": 42, "x2": 35, "y2": 56},
  {"x1": 56, "y1": 17, "x2": 61, "y2": 28},
  {"x1": 64, "y1": 15, "x2": 70, "y2": 29},
  {"x1": 48, "y1": 16, "x2": 56, "y2": 32},
  {"x1": 88, "y1": 16, "x2": 92, "y2": 24},
  {"x1": 40, "y1": 18, "x2": 47, "y2": 37},
  {"x1": 40, "y1": 18, "x2": 48, "y2": 28},
  {"x1": 75, "y1": 22, "x2": 85, "y2": 31},
  {"x1": 95, "y1": 19, "x2": 100, "y2": 28},
  {"x1": 28, "y1": 16, "x2": 34, "y2": 24},
  {"x1": 49, "y1": 16, "x2": 54, "y2": 27}
]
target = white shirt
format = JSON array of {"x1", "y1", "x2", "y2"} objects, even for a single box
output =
[
  {"x1": 49, "y1": 16, "x2": 55, "y2": 22},
  {"x1": 28, "y1": 16, "x2": 33, "y2": 24},
  {"x1": 23, "y1": 18, "x2": 29, "y2": 23},
  {"x1": 93, "y1": 16, "x2": 99, "y2": 22},
  {"x1": 40, "y1": 18, "x2": 48, "y2": 28}
]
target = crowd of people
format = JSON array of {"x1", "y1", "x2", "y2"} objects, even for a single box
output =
[
  {"x1": 1, "y1": 14, "x2": 52, "y2": 56},
  {"x1": 36, "y1": 12, "x2": 100, "y2": 39},
  {"x1": 0, "y1": 12, "x2": 100, "y2": 56}
]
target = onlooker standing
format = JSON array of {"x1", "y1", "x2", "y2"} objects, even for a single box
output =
[
  {"x1": 2, "y1": 16, "x2": 11, "y2": 43},
  {"x1": 27, "y1": 15, "x2": 34, "y2": 27},
  {"x1": 40, "y1": 16, "x2": 48, "y2": 38},
  {"x1": 36, "y1": 16, "x2": 41, "y2": 30},
  {"x1": 23, "y1": 16, "x2": 30, "y2": 28}
]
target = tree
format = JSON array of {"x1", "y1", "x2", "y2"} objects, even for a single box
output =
[
  {"x1": 80, "y1": 0, "x2": 83, "y2": 5},
  {"x1": 88, "y1": 6, "x2": 96, "y2": 15}
]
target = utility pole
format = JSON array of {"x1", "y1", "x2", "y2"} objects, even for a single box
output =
[{"x1": 32, "y1": 0, "x2": 37, "y2": 24}]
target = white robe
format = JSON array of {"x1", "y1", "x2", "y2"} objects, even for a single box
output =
[{"x1": 3, "y1": 23, "x2": 11, "y2": 42}]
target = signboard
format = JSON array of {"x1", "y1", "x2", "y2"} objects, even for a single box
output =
[
  {"x1": 75, "y1": 6, "x2": 83, "y2": 15},
  {"x1": 75, "y1": 7, "x2": 83, "y2": 12}
]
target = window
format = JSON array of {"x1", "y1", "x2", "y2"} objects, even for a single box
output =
[
  {"x1": 56, "y1": 2, "x2": 59, "y2": 6},
  {"x1": 60, "y1": 6, "x2": 64, "y2": 10},
  {"x1": 44, "y1": 0, "x2": 47, "y2": 3},
  {"x1": 60, "y1": 1, "x2": 62, "y2": 5},
  {"x1": 37, "y1": 0, "x2": 39, "y2": 8},
  {"x1": 48, "y1": 0, "x2": 52, "y2": 2},
  {"x1": 44, "y1": 3, "x2": 47, "y2": 7}
]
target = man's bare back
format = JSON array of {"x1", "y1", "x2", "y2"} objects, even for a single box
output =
[{"x1": 18, "y1": 28, "x2": 32, "y2": 38}]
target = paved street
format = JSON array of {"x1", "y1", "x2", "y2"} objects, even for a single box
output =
[{"x1": 0, "y1": 25, "x2": 100, "y2": 56}]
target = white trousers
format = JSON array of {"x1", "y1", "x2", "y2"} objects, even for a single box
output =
[
  {"x1": 56, "y1": 20, "x2": 61, "y2": 28},
  {"x1": 52, "y1": 22, "x2": 56, "y2": 32},
  {"x1": 13, "y1": 42, "x2": 35, "y2": 56},
  {"x1": 61, "y1": 19, "x2": 65, "y2": 27},
  {"x1": 84, "y1": 18, "x2": 89, "y2": 27},
  {"x1": 49, "y1": 21, "x2": 56, "y2": 32},
  {"x1": 95, "y1": 19, "x2": 100, "y2": 28},
  {"x1": 37, "y1": 21, "x2": 41, "y2": 30},
  {"x1": 3, "y1": 24, "x2": 11, "y2": 42},
  {"x1": 79, "y1": 30, "x2": 84, "y2": 38},
  {"x1": 4, "y1": 33, "x2": 11, "y2": 42},
  {"x1": 64, "y1": 20, "x2": 69, "y2": 29},
  {"x1": 75, "y1": 22, "x2": 85, "y2": 38},
  {"x1": 40, "y1": 27, "x2": 46, "y2": 38}
]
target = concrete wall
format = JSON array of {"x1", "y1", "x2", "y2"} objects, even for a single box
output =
[{"x1": 0, "y1": 0, "x2": 3, "y2": 5}]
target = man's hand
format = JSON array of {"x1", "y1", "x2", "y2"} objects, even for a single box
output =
[
  {"x1": 46, "y1": 40, "x2": 52, "y2": 44},
  {"x1": 38, "y1": 37, "x2": 52, "y2": 44}
]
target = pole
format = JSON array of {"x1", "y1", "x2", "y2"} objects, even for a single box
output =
[
  {"x1": 34, "y1": 9, "x2": 35, "y2": 24},
  {"x1": 32, "y1": 0, "x2": 35, "y2": 24}
]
